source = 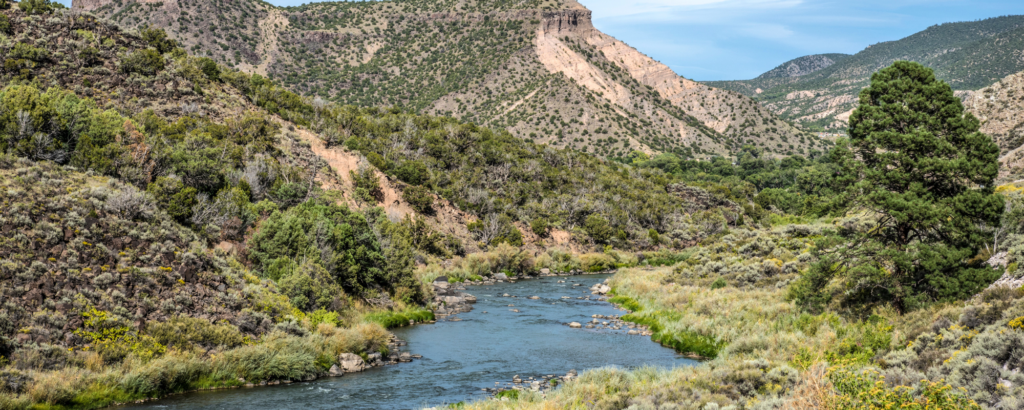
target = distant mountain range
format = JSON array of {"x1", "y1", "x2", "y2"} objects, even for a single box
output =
[
  {"x1": 75, "y1": 0, "x2": 823, "y2": 159},
  {"x1": 706, "y1": 15, "x2": 1024, "y2": 132}
]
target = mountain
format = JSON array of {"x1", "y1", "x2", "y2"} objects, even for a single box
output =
[
  {"x1": 74, "y1": 0, "x2": 825, "y2": 159},
  {"x1": 706, "y1": 15, "x2": 1024, "y2": 132},
  {"x1": 964, "y1": 69, "x2": 1024, "y2": 178},
  {"x1": 757, "y1": 54, "x2": 851, "y2": 80},
  {"x1": 0, "y1": 4, "x2": 761, "y2": 405}
]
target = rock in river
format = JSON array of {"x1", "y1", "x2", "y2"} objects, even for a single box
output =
[
  {"x1": 339, "y1": 353, "x2": 367, "y2": 372},
  {"x1": 569, "y1": 322, "x2": 582, "y2": 328}
]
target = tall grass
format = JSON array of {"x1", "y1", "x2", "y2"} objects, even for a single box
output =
[
  {"x1": 363, "y1": 307, "x2": 435, "y2": 329},
  {"x1": 0, "y1": 321, "x2": 395, "y2": 410}
]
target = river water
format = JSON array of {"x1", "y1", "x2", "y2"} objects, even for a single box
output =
[{"x1": 120, "y1": 274, "x2": 693, "y2": 409}]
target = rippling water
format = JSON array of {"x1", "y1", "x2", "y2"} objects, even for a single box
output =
[{"x1": 120, "y1": 273, "x2": 693, "y2": 410}]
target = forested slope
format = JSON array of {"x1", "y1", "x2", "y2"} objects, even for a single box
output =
[{"x1": 706, "y1": 15, "x2": 1024, "y2": 132}]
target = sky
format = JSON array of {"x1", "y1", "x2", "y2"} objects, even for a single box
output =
[{"x1": 55, "y1": 0, "x2": 1024, "y2": 81}]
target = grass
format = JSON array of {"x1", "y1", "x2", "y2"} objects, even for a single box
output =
[
  {"x1": 363, "y1": 307, "x2": 435, "y2": 329},
  {"x1": 458, "y1": 239, "x2": 998, "y2": 409},
  {"x1": 0, "y1": 322, "x2": 394, "y2": 409}
]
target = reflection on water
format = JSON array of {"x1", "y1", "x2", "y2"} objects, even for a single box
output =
[{"x1": 120, "y1": 274, "x2": 693, "y2": 410}]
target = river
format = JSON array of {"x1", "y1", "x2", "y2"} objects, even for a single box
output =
[{"x1": 119, "y1": 273, "x2": 693, "y2": 409}]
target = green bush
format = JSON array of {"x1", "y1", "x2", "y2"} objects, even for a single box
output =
[
  {"x1": 8, "y1": 43, "x2": 47, "y2": 62},
  {"x1": 279, "y1": 262, "x2": 344, "y2": 311},
  {"x1": 350, "y1": 167, "x2": 383, "y2": 203},
  {"x1": 147, "y1": 177, "x2": 198, "y2": 224},
  {"x1": 531, "y1": 218, "x2": 548, "y2": 237},
  {"x1": 140, "y1": 27, "x2": 177, "y2": 54},
  {"x1": 0, "y1": 14, "x2": 11, "y2": 36},
  {"x1": 197, "y1": 57, "x2": 220, "y2": 81},
  {"x1": 18, "y1": 0, "x2": 54, "y2": 14},
  {"x1": 395, "y1": 160, "x2": 428, "y2": 185},
  {"x1": 581, "y1": 252, "x2": 616, "y2": 272},
  {"x1": 584, "y1": 215, "x2": 614, "y2": 244},
  {"x1": 402, "y1": 185, "x2": 434, "y2": 214},
  {"x1": 121, "y1": 49, "x2": 164, "y2": 75},
  {"x1": 710, "y1": 277, "x2": 727, "y2": 290},
  {"x1": 246, "y1": 201, "x2": 418, "y2": 300}
]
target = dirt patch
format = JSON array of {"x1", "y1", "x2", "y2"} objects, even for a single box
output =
[{"x1": 289, "y1": 125, "x2": 480, "y2": 252}]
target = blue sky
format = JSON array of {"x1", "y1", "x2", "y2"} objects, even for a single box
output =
[{"x1": 56, "y1": 0, "x2": 1024, "y2": 81}]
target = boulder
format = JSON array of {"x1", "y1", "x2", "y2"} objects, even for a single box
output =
[
  {"x1": 540, "y1": 268, "x2": 550, "y2": 275},
  {"x1": 434, "y1": 276, "x2": 449, "y2": 283},
  {"x1": 494, "y1": 272, "x2": 509, "y2": 280},
  {"x1": 528, "y1": 296, "x2": 540, "y2": 299},
  {"x1": 338, "y1": 353, "x2": 367, "y2": 372},
  {"x1": 328, "y1": 364, "x2": 344, "y2": 377},
  {"x1": 568, "y1": 322, "x2": 582, "y2": 328}
]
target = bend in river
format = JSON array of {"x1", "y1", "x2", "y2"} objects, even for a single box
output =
[{"x1": 119, "y1": 274, "x2": 695, "y2": 410}]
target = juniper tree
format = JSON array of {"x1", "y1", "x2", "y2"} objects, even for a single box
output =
[{"x1": 793, "y1": 61, "x2": 1004, "y2": 313}]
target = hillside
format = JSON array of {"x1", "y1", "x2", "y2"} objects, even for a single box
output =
[
  {"x1": 706, "y1": 15, "x2": 1024, "y2": 131},
  {"x1": 76, "y1": 0, "x2": 825, "y2": 159},
  {"x1": 0, "y1": 3, "x2": 784, "y2": 406},
  {"x1": 964, "y1": 69, "x2": 1024, "y2": 179}
]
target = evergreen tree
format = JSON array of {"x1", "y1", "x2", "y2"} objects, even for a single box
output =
[{"x1": 793, "y1": 61, "x2": 1004, "y2": 313}]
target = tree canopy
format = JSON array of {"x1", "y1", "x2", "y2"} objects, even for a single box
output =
[{"x1": 792, "y1": 61, "x2": 1004, "y2": 313}]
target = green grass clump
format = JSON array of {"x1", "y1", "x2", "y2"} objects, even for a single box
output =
[
  {"x1": 494, "y1": 389, "x2": 519, "y2": 400},
  {"x1": 364, "y1": 308, "x2": 435, "y2": 329},
  {"x1": 608, "y1": 295, "x2": 643, "y2": 313},
  {"x1": 621, "y1": 311, "x2": 725, "y2": 359}
]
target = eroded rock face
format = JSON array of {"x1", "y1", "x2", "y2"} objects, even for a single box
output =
[{"x1": 540, "y1": 9, "x2": 594, "y2": 35}]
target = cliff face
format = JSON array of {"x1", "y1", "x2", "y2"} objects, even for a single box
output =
[
  {"x1": 541, "y1": 9, "x2": 594, "y2": 35},
  {"x1": 84, "y1": 0, "x2": 824, "y2": 159}
]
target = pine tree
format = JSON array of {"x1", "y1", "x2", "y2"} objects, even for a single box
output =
[{"x1": 793, "y1": 61, "x2": 1004, "y2": 313}]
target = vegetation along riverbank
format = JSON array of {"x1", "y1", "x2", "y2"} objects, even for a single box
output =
[{"x1": 1, "y1": 1, "x2": 1023, "y2": 409}]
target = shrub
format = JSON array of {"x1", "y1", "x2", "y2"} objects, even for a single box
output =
[
  {"x1": 79, "y1": 46, "x2": 101, "y2": 66},
  {"x1": 121, "y1": 49, "x2": 164, "y2": 75},
  {"x1": 395, "y1": 160, "x2": 428, "y2": 185},
  {"x1": 829, "y1": 366, "x2": 981, "y2": 409},
  {"x1": 580, "y1": 252, "x2": 616, "y2": 272},
  {"x1": 402, "y1": 185, "x2": 434, "y2": 214},
  {"x1": 146, "y1": 317, "x2": 247, "y2": 351},
  {"x1": 350, "y1": 166, "x2": 382, "y2": 203},
  {"x1": 197, "y1": 57, "x2": 220, "y2": 81},
  {"x1": 710, "y1": 277, "x2": 727, "y2": 290},
  {"x1": 8, "y1": 43, "x2": 47, "y2": 62},
  {"x1": 140, "y1": 27, "x2": 177, "y2": 54},
  {"x1": 104, "y1": 185, "x2": 157, "y2": 220},
  {"x1": 0, "y1": 14, "x2": 11, "y2": 36},
  {"x1": 278, "y1": 262, "x2": 344, "y2": 311},
  {"x1": 73, "y1": 308, "x2": 166, "y2": 363},
  {"x1": 147, "y1": 176, "x2": 198, "y2": 224},
  {"x1": 584, "y1": 215, "x2": 614, "y2": 244},
  {"x1": 530, "y1": 218, "x2": 548, "y2": 237},
  {"x1": 18, "y1": 0, "x2": 54, "y2": 15}
]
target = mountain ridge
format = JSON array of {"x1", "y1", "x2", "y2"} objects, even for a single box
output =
[
  {"x1": 77, "y1": 0, "x2": 827, "y2": 158},
  {"x1": 705, "y1": 14, "x2": 1024, "y2": 132}
]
